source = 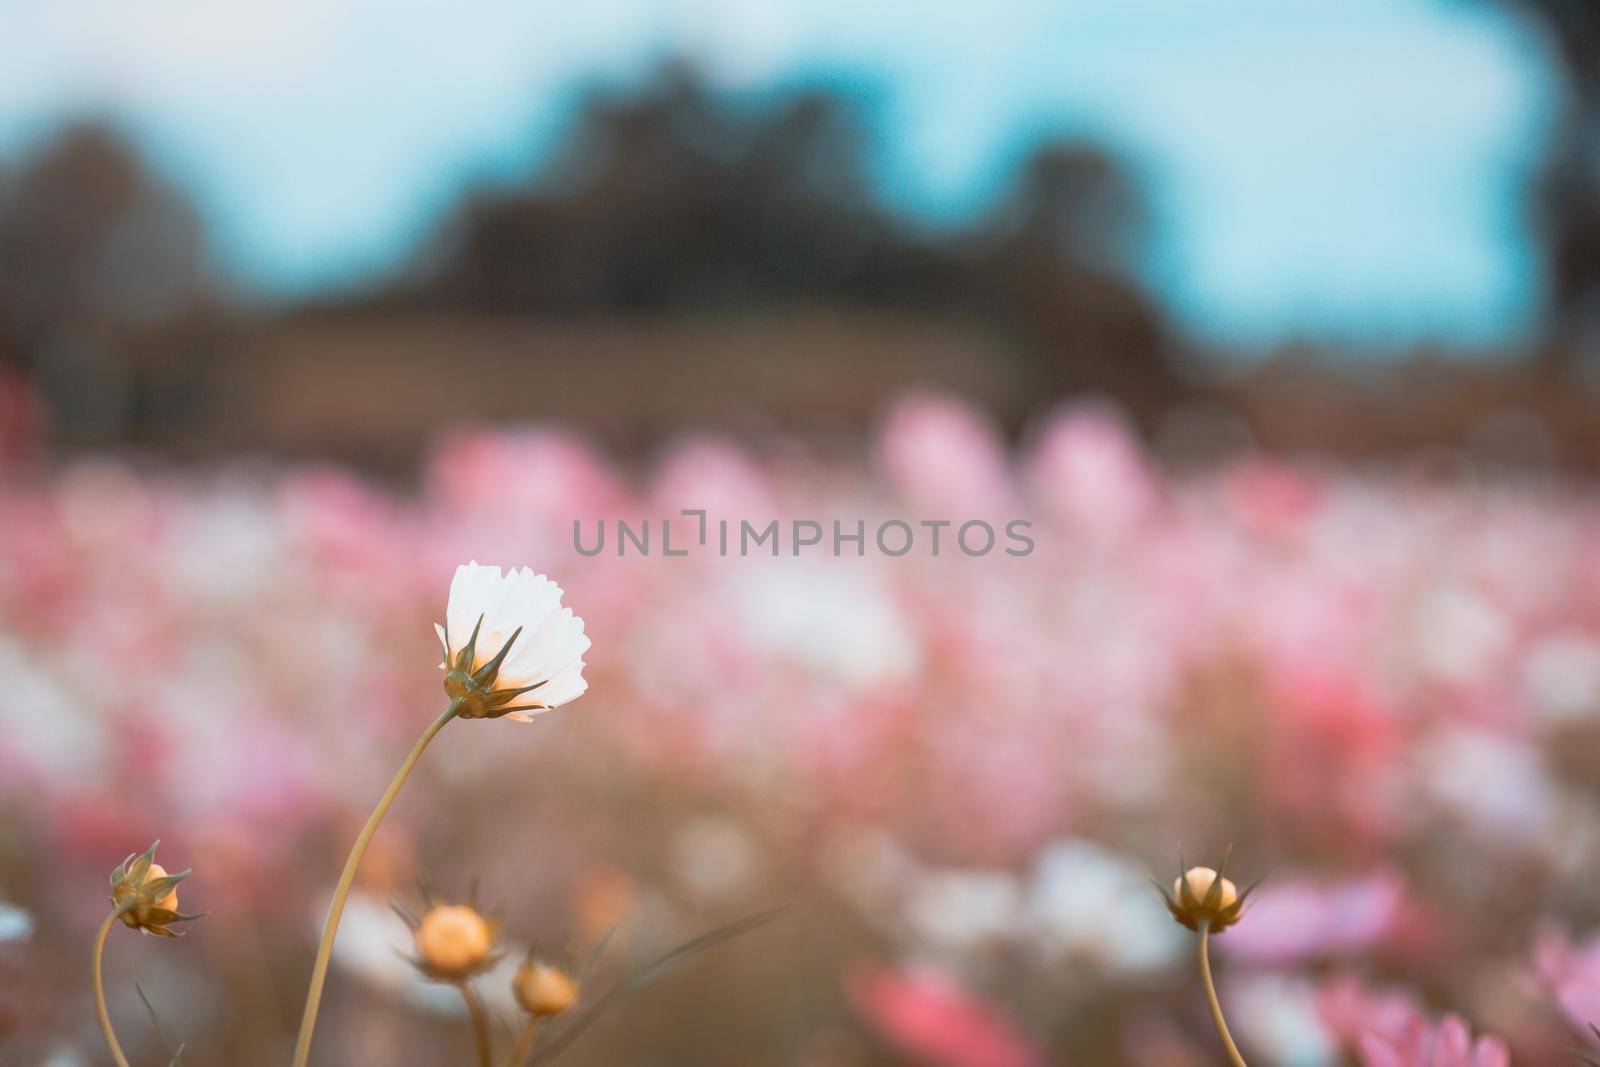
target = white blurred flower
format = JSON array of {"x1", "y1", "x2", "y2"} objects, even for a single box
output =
[
  {"x1": 1419, "y1": 727, "x2": 1557, "y2": 842},
  {"x1": 1230, "y1": 974, "x2": 1338, "y2": 1067},
  {"x1": 0, "y1": 637, "x2": 104, "y2": 785},
  {"x1": 736, "y1": 565, "x2": 919, "y2": 691},
  {"x1": 672, "y1": 815, "x2": 762, "y2": 902},
  {"x1": 1524, "y1": 632, "x2": 1600, "y2": 724},
  {"x1": 1023, "y1": 840, "x2": 1184, "y2": 975},
  {"x1": 904, "y1": 870, "x2": 1023, "y2": 955},
  {"x1": 437, "y1": 562, "x2": 590, "y2": 719},
  {"x1": 0, "y1": 901, "x2": 34, "y2": 946},
  {"x1": 1413, "y1": 584, "x2": 1509, "y2": 685},
  {"x1": 819, "y1": 823, "x2": 921, "y2": 916}
]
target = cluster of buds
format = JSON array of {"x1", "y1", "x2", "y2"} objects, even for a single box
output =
[
  {"x1": 108, "y1": 842, "x2": 204, "y2": 937},
  {"x1": 397, "y1": 888, "x2": 583, "y2": 1018},
  {"x1": 1157, "y1": 849, "x2": 1258, "y2": 934}
]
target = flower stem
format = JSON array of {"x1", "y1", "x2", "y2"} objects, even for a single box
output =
[
  {"x1": 92, "y1": 905, "x2": 135, "y2": 1067},
  {"x1": 1197, "y1": 922, "x2": 1248, "y2": 1067},
  {"x1": 459, "y1": 981, "x2": 492, "y2": 1067},
  {"x1": 291, "y1": 700, "x2": 462, "y2": 1067},
  {"x1": 507, "y1": 1018, "x2": 544, "y2": 1067}
]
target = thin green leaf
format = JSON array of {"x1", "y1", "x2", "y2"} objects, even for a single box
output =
[
  {"x1": 134, "y1": 978, "x2": 184, "y2": 1066},
  {"x1": 530, "y1": 905, "x2": 790, "y2": 1065}
]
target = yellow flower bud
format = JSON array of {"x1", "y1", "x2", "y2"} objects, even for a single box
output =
[
  {"x1": 513, "y1": 962, "x2": 579, "y2": 1017},
  {"x1": 415, "y1": 905, "x2": 494, "y2": 979},
  {"x1": 109, "y1": 842, "x2": 200, "y2": 937},
  {"x1": 1160, "y1": 855, "x2": 1254, "y2": 934}
]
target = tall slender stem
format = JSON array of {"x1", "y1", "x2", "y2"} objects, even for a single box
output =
[
  {"x1": 291, "y1": 701, "x2": 462, "y2": 1067},
  {"x1": 1197, "y1": 922, "x2": 1248, "y2": 1067},
  {"x1": 92, "y1": 906, "x2": 135, "y2": 1067},
  {"x1": 459, "y1": 981, "x2": 493, "y2": 1067}
]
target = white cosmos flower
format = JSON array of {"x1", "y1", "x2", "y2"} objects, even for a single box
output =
[{"x1": 436, "y1": 562, "x2": 590, "y2": 720}]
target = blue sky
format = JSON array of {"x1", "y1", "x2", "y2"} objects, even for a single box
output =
[{"x1": 0, "y1": 0, "x2": 1560, "y2": 349}]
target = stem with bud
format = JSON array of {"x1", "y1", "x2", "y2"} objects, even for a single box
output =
[
  {"x1": 1197, "y1": 920, "x2": 1248, "y2": 1067},
  {"x1": 291, "y1": 699, "x2": 464, "y2": 1067},
  {"x1": 92, "y1": 904, "x2": 136, "y2": 1067}
]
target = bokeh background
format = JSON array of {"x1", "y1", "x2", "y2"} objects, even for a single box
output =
[{"x1": 4, "y1": 2, "x2": 1600, "y2": 1064}]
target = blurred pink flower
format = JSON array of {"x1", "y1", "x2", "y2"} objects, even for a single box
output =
[
  {"x1": 1317, "y1": 974, "x2": 1426, "y2": 1050},
  {"x1": 1263, "y1": 662, "x2": 1403, "y2": 850},
  {"x1": 1534, "y1": 924, "x2": 1600, "y2": 1036},
  {"x1": 1223, "y1": 460, "x2": 1322, "y2": 543},
  {"x1": 1356, "y1": 1011, "x2": 1509, "y2": 1067},
  {"x1": 848, "y1": 964, "x2": 1045, "y2": 1067},
  {"x1": 1222, "y1": 871, "x2": 1407, "y2": 966},
  {"x1": 877, "y1": 392, "x2": 1014, "y2": 515},
  {"x1": 1023, "y1": 399, "x2": 1157, "y2": 540},
  {"x1": 650, "y1": 436, "x2": 778, "y2": 522},
  {"x1": 423, "y1": 427, "x2": 629, "y2": 564}
]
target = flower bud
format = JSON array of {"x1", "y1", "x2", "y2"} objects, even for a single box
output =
[
  {"x1": 1159, "y1": 853, "x2": 1255, "y2": 934},
  {"x1": 108, "y1": 842, "x2": 202, "y2": 937},
  {"x1": 514, "y1": 962, "x2": 579, "y2": 1017},
  {"x1": 414, "y1": 904, "x2": 495, "y2": 980}
]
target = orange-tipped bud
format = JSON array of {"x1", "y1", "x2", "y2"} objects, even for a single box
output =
[
  {"x1": 414, "y1": 905, "x2": 495, "y2": 979},
  {"x1": 513, "y1": 962, "x2": 579, "y2": 1016}
]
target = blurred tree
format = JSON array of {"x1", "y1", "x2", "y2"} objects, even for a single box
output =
[
  {"x1": 418, "y1": 62, "x2": 890, "y2": 312},
  {"x1": 988, "y1": 143, "x2": 1147, "y2": 274},
  {"x1": 0, "y1": 122, "x2": 217, "y2": 442},
  {"x1": 1488, "y1": 0, "x2": 1600, "y2": 360},
  {"x1": 0, "y1": 121, "x2": 208, "y2": 340},
  {"x1": 406, "y1": 61, "x2": 1176, "y2": 417},
  {"x1": 967, "y1": 140, "x2": 1167, "y2": 403}
]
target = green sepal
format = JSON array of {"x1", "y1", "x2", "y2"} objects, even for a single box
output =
[
  {"x1": 482, "y1": 679, "x2": 547, "y2": 709},
  {"x1": 453, "y1": 615, "x2": 485, "y2": 674},
  {"x1": 144, "y1": 870, "x2": 191, "y2": 898},
  {"x1": 128, "y1": 840, "x2": 160, "y2": 886},
  {"x1": 472, "y1": 626, "x2": 523, "y2": 686}
]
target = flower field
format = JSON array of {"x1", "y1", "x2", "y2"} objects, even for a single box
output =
[{"x1": 5, "y1": 391, "x2": 1600, "y2": 1064}]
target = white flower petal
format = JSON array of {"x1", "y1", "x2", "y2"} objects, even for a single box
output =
[
  {"x1": 535, "y1": 657, "x2": 589, "y2": 708},
  {"x1": 445, "y1": 561, "x2": 506, "y2": 655}
]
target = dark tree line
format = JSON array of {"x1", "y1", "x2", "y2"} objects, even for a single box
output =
[
  {"x1": 389, "y1": 63, "x2": 1172, "y2": 407},
  {"x1": 4, "y1": 31, "x2": 1598, "y2": 451}
]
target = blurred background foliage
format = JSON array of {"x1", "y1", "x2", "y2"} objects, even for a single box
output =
[{"x1": 0, "y1": 0, "x2": 1592, "y2": 471}]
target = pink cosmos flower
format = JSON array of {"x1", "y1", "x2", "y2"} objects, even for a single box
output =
[{"x1": 1357, "y1": 1011, "x2": 1509, "y2": 1067}]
